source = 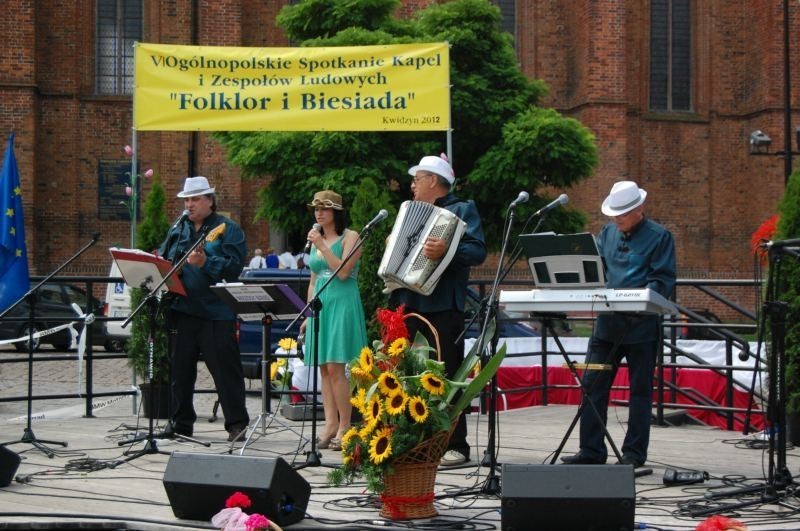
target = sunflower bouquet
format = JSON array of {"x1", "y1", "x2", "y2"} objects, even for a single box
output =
[{"x1": 327, "y1": 305, "x2": 506, "y2": 495}]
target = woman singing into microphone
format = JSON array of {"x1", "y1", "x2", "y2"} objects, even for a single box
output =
[{"x1": 299, "y1": 190, "x2": 367, "y2": 451}]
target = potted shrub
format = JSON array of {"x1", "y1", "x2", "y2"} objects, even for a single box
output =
[
  {"x1": 126, "y1": 172, "x2": 171, "y2": 418},
  {"x1": 775, "y1": 171, "x2": 800, "y2": 442}
]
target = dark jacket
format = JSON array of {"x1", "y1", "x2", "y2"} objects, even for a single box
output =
[{"x1": 158, "y1": 212, "x2": 246, "y2": 320}]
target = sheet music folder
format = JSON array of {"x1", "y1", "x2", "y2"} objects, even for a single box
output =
[
  {"x1": 211, "y1": 283, "x2": 310, "y2": 322},
  {"x1": 109, "y1": 247, "x2": 187, "y2": 296},
  {"x1": 518, "y1": 232, "x2": 606, "y2": 289}
]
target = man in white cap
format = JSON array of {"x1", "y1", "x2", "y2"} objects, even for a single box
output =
[
  {"x1": 388, "y1": 154, "x2": 487, "y2": 467},
  {"x1": 158, "y1": 176, "x2": 250, "y2": 442},
  {"x1": 561, "y1": 180, "x2": 675, "y2": 468}
]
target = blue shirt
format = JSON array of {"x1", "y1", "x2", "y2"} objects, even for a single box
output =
[
  {"x1": 158, "y1": 212, "x2": 247, "y2": 320},
  {"x1": 594, "y1": 217, "x2": 676, "y2": 343},
  {"x1": 389, "y1": 193, "x2": 487, "y2": 313}
]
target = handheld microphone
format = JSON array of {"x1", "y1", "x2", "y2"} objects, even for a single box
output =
[
  {"x1": 304, "y1": 223, "x2": 322, "y2": 253},
  {"x1": 533, "y1": 194, "x2": 569, "y2": 217},
  {"x1": 171, "y1": 210, "x2": 190, "y2": 231},
  {"x1": 508, "y1": 191, "x2": 530, "y2": 209},
  {"x1": 364, "y1": 209, "x2": 389, "y2": 231}
]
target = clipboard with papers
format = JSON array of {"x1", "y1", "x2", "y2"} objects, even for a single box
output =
[
  {"x1": 109, "y1": 247, "x2": 187, "y2": 296},
  {"x1": 518, "y1": 232, "x2": 606, "y2": 289}
]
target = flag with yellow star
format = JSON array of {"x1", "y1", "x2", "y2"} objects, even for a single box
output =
[{"x1": 0, "y1": 133, "x2": 30, "y2": 311}]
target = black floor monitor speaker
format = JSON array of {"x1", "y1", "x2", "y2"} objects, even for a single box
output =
[
  {"x1": 163, "y1": 452, "x2": 310, "y2": 526},
  {"x1": 501, "y1": 464, "x2": 635, "y2": 531},
  {"x1": 0, "y1": 445, "x2": 21, "y2": 487}
]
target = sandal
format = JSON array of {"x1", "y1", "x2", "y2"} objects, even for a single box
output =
[
  {"x1": 329, "y1": 438, "x2": 342, "y2": 451},
  {"x1": 317, "y1": 435, "x2": 333, "y2": 449}
]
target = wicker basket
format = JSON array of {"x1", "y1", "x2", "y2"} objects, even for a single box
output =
[
  {"x1": 379, "y1": 422, "x2": 455, "y2": 520},
  {"x1": 377, "y1": 312, "x2": 452, "y2": 520}
]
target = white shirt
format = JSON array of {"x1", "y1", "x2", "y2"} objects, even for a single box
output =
[
  {"x1": 277, "y1": 252, "x2": 298, "y2": 269},
  {"x1": 248, "y1": 256, "x2": 265, "y2": 269}
]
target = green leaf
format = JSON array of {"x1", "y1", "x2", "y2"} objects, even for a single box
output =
[{"x1": 450, "y1": 343, "x2": 506, "y2": 420}]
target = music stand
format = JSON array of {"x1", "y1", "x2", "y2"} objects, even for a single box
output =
[
  {"x1": 210, "y1": 283, "x2": 310, "y2": 453},
  {"x1": 108, "y1": 245, "x2": 192, "y2": 465}
]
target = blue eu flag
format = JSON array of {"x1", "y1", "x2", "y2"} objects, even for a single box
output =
[{"x1": 0, "y1": 133, "x2": 30, "y2": 311}]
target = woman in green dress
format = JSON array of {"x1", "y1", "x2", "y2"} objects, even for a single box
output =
[{"x1": 299, "y1": 190, "x2": 368, "y2": 450}]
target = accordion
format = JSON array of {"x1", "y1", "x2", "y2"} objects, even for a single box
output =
[{"x1": 378, "y1": 200, "x2": 466, "y2": 295}]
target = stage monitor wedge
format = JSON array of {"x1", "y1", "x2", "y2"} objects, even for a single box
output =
[
  {"x1": 501, "y1": 463, "x2": 635, "y2": 531},
  {"x1": 163, "y1": 453, "x2": 309, "y2": 526},
  {"x1": 0, "y1": 445, "x2": 21, "y2": 487}
]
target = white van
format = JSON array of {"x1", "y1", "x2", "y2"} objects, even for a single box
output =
[{"x1": 103, "y1": 261, "x2": 131, "y2": 351}]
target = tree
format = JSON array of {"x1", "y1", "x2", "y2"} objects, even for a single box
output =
[{"x1": 215, "y1": 0, "x2": 598, "y2": 321}]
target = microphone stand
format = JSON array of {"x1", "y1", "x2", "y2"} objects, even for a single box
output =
[
  {"x1": 112, "y1": 228, "x2": 209, "y2": 466},
  {"x1": 466, "y1": 203, "x2": 523, "y2": 494},
  {"x1": 0, "y1": 232, "x2": 100, "y2": 457},
  {"x1": 286, "y1": 221, "x2": 381, "y2": 469}
]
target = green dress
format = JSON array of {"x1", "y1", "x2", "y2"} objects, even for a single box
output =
[{"x1": 305, "y1": 233, "x2": 368, "y2": 366}]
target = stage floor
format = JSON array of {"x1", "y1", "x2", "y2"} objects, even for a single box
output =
[{"x1": 0, "y1": 353, "x2": 798, "y2": 530}]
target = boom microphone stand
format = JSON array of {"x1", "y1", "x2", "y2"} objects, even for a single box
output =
[
  {"x1": 112, "y1": 229, "x2": 208, "y2": 466},
  {"x1": 287, "y1": 212, "x2": 386, "y2": 469},
  {"x1": 689, "y1": 241, "x2": 798, "y2": 516},
  {"x1": 461, "y1": 196, "x2": 528, "y2": 494},
  {"x1": 0, "y1": 232, "x2": 100, "y2": 457}
]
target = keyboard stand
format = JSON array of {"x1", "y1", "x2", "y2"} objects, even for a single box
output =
[{"x1": 537, "y1": 313, "x2": 624, "y2": 465}]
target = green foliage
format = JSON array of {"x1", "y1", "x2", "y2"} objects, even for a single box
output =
[
  {"x1": 136, "y1": 173, "x2": 170, "y2": 253},
  {"x1": 128, "y1": 174, "x2": 171, "y2": 383},
  {"x1": 350, "y1": 179, "x2": 396, "y2": 335},
  {"x1": 214, "y1": 0, "x2": 598, "y2": 261},
  {"x1": 776, "y1": 170, "x2": 800, "y2": 413}
]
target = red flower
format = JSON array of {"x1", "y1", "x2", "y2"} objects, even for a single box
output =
[
  {"x1": 376, "y1": 305, "x2": 409, "y2": 346},
  {"x1": 695, "y1": 514, "x2": 747, "y2": 531},
  {"x1": 751, "y1": 215, "x2": 779, "y2": 263},
  {"x1": 225, "y1": 491, "x2": 252, "y2": 509},
  {"x1": 245, "y1": 513, "x2": 270, "y2": 530}
]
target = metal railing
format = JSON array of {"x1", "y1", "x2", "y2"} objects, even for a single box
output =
[{"x1": 0, "y1": 275, "x2": 766, "y2": 433}]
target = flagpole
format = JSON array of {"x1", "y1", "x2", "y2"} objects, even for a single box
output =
[{"x1": 131, "y1": 129, "x2": 138, "y2": 249}]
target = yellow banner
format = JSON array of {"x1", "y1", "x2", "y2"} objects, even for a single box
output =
[{"x1": 134, "y1": 42, "x2": 450, "y2": 132}]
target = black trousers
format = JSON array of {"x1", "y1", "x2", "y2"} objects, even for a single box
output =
[
  {"x1": 169, "y1": 311, "x2": 249, "y2": 433},
  {"x1": 405, "y1": 309, "x2": 469, "y2": 458}
]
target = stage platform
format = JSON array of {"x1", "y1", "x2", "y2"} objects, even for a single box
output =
[{"x1": 0, "y1": 353, "x2": 798, "y2": 530}]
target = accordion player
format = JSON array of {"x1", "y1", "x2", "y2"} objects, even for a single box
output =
[{"x1": 378, "y1": 200, "x2": 466, "y2": 295}]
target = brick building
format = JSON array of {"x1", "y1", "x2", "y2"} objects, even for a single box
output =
[{"x1": 2, "y1": 0, "x2": 798, "y2": 299}]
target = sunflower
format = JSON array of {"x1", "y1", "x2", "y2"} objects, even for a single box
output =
[
  {"x1": 387, "y1": 337, "x2": 408, "y2": 357},
  {"x1": 341, "y1": 426, "x2": 359, "y2": 448},
  {"x1": 359, "y1": 414, "x2": 379, "y2": 439},
  {"x1": 377, "y1": 372, "x2": 402, "y2": 396},
  {"x1": 420, "y1": 373, "x2": 446, "y2": 396},
  {"x1": 365, "y1": 394, "x2": 383, "y2": 422},
  {"x1": 368, "y1": 426, "x2": 393, "y2": 464},
  {"x1": 277, "y1": 337, "x2": 297, "y2": 351},
  {"x1": 350, "y1": 388, "x2": 367, "y2": 413},
  {"x1": 408, "y1": 396, "x2": 430, "y2": 423},
  {"x1": 350, "y1": 365, "x2": 372, "y2": 382},
  {"x1": 358, "y1": 346, "x2": 374, "y2": 372},
  {"x1": 385, "y1": 390, "x2": 408, "y2": 415}
]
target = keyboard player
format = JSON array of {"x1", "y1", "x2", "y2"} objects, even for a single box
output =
[{"x1": 561, "y1": 180, "x2": 675, "y2": 468}]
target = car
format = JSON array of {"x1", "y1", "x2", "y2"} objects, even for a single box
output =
[
  {"x1": 102, "y1": 261, "x2": 131, "y2": 352},
  {"x1": 235, "y1": 269, "x2": 539, "y2": 378},
  {"x1": 0, "y1": 282, "x2": 116, "y2": 352}
]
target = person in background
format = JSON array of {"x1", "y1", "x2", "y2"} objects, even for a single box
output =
[
  {"x1": 158, "y1": 176, "x2": 250, "y2": 443},
  {"x1": 388, "y1": 154, "x2": 487, "y2": 467},
  {"x1": 278, "y1": 246, "x2": 298, "y2": 269},
  {"x1": 299, "y1": 190, "x2": 367, "y2": 451},
  {"x1": 561, "y1": 180, "x2": 676, "y2": 468},
  {"x1": 248, "y1": 248, "x2": 265, "y2": 269},
  {"x1": 265, "y1": 248, "x2": 279, "y2": 268}
]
